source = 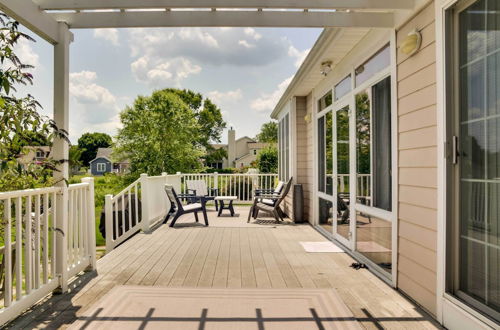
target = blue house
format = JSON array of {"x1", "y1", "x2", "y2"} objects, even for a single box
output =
[{"x1": 89, "y1": 148, "x2": 113, "y2": 176}]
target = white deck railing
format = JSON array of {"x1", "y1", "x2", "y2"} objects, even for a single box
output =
[
  {"x1": 0, "y1": 178, "x2": 96, "y2": 325},
  {"x1": 104, "y1": 172, "x2": 279, "y2": 253}
]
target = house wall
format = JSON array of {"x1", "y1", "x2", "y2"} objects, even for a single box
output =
[
  {"x1": 90, "y1": 158, "x2": 112, "y2": 176},
  {"x1": 396, "y1": 1, "x2": 438, "y2": 316}
]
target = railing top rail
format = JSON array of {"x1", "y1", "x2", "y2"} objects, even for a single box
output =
[
  {"x1": 177, "y1": 173, "x2": 278, "y2": 176},
  {"x1": 0, "y1": 186, "x2": 61, "y2": 200},
  {"x1": 112, "y1": 177, "x2": 141, "y2": 201},
  {"x1": 67, "y1": 182, "x2": 90, "y2": 191}
]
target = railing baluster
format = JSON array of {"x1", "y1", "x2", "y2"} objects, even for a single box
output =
[
  {"x1": 34, "y1": 194, "x2": 41, "y2": 289},
  {"x1": 67, "y1": 190, "x2": 73, "y2": 267},
  {"x1": 15, "y1": 197, "x2": 22, "y2": 300},
  {"x1": 4, "y1": 198, "x2": 12, "y2": 307},
  {"x1": 25, "y1": 194, "x2": 32, "y2": 294},
  {"x1": 43, "y1": 193, "x2": 49, "y2": 284},
  {"x1": 51, "y1": 191, "x2": 57, "y2": 279},
  {"x1": 121, "y1": 195, "x2": 125, "y2": 242},
  {"x1": 79, "y1": 188, "x2": 84, "y2": 260},
  {"x1": 135, "y1": 185, "x2": 139, "y2": 225},
  {"x1": 114, "y1": 196, "x2": 118, "y2": 242},
  {"x1": 128, "y1": 189, "x2": 132, "y2": 231}
]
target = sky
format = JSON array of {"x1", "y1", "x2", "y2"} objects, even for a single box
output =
[{"x1": 15, "y1": 26, "x2": 321, "y2": 144}]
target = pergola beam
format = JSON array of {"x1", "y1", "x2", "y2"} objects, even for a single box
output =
[
  {"x1": 0, "y1": 0, "x2": 60, "y2": 44},
  {"x1": 35, "y1": 0, "x2": 414, "y2": 11},
  {"x1": 50, "y1": 11, "x2": 394, "y2": 29}
]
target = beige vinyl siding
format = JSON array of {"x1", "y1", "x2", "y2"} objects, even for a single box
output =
[
  {"x1": 396, "y1": 1, "x2": 438, "y2": 316},
  {"x1": 284, "y1": 96, "x2": 312, "y2": 222}
]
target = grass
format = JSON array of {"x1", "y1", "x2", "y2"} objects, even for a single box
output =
[{"x1": 70, "y1": 173, "x2": 137, "y2": 247}]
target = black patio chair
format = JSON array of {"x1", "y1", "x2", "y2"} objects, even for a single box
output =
[
  {"x1": 248, "y1": 178, "x2": 293, "y2": 223},
  {"x1": 163, "y1": 184, "x2": 209, "y2": 228}
]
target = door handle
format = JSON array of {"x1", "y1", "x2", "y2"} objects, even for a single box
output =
[{"x1": 452, "y1": 135, "x2": 458, "y2": 165}]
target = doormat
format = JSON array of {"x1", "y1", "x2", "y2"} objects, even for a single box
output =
[
  {"x1": 300, "y1": 241, "x2": 344, "y2": 253},
  {"x1": 69, "y1": 286, "x2": 361, "y2": 329}
]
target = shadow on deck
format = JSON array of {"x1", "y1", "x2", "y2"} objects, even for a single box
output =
[{"x1": 6, "y1": 206, "x2": 440, "y2": 329}]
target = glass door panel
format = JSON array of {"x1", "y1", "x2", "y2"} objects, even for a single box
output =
[
  {"x1": 454, "y1": 0, "x2": 500, "y2": 319},
  {"x1": 335, "y1": 106, "x2": 351, "y2": 242},
  {"x1": 317, "y1": 110, "x2": 334, "y2": 234},
  {"x1": 354, "y1": 77, "x2": 393, "y2": 273}
]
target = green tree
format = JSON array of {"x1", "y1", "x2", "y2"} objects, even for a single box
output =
[
  {"x1": 77, "y1": 132, "x2": 112, "y2": 166},
  {"x1": 0, "y1": 13, "x2": 67, "y2": 192},
  {"x1": 256, "y1": 146, "x2": 278, "y2": 173},
  {"x1": 69, "y1": 145, "x2": 83, "y2": 172},
  {"x1": 256, "y1": 121, "x2": 278, "y2": 143},
  {"x1": 163, "y1": 88, "x2": 226, "y2": 148},
  {"x1": 114, "y1": 89, "x2": 206, "y2": 175}
]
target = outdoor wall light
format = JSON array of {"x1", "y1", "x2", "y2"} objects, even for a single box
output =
[
  {"x1": 320, "y1": 60, "x2": 333, "y2": 76},
  {"x1": 400, "y1": 29, "x2": 422, "y2": 56},
  {"x1": 304, "y1": 113, "x2": 312, "y2": 123}
]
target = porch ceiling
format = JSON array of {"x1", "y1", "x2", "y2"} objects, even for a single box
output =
[
  {"x1": 271, "y1": 27, "x2": 371, "y2": 118},
  {"x1": 2, "y1": 0, "x2": 416, "y2": 30}
]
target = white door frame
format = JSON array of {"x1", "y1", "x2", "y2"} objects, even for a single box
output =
[{"x1": 435, "y1": 0, "x2": 499, "y2": 328}]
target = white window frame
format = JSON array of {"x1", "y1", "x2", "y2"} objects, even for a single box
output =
[
  {"x1": 96, "y1": 162, "x2": 107, "y2": 172},
  {"x1": 278, "y1": 105, "x2": 292, "y2": 181},
  {"x1": 312, "y1": 31, "x2": 398, "y2": 286}
]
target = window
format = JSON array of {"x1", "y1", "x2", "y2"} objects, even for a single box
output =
[
  {"x1": 253, "y1": 149, "x2": 257, "y2": 155},
  {"x1": 355, "y1": 45, "x2": 390, "y2": 86},
  {"x1": 318, "y1": 112, "x2": 333, "y2": 195},
  {"x1": 355, "y1": 76, "x2": 392, "y2": 212},
  {"x1": 334, "y1": 75, "x2": 352, "y2": 101},
  {"x1": 278, "y1": 114, "x2": 290, "y2": 180},
  {"x1": 318, "y1": 91, "x2": 332, "y2": 112},
  {"x1": 96, "y1": 163, "x2": 107, "y2": 172},
  {"x1": 35, "y1": 150, "x2": 45, "y2": 158},
  {"x1": 447, "y1": 0, "x2": 500, "y2": 321}
]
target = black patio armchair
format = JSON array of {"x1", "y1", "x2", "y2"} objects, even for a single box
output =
[
  {"x1": 163, "y1": 184, "x2": 209, "y2": 228},
  {"x1": 248, "y1": 178, "x2": 293, "y2": 223}
]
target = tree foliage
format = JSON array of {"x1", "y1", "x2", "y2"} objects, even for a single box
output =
[
  {"x1": 77, "y1": 132, "x2": 112, "y2": 166},
  {"x1": 114, "y1": 89, "x2": 209, "y2": 175},
  {"x1": 0, "y1": 13, "x2": 67, "y2": 192},
  {"x1": 256, "y1": 121, "x2": 278, "y2": 143},
  {"x1": 256, "y1": 146, "x2": 278, "y2": 173}
]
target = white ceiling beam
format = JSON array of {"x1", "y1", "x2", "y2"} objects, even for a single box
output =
[
  {"x1": 50, "y1": 11, "x2": 394, "y2": 29},
  {"x1": 36, "y1": 0, "x2": 414, "y2": 11},
  {"x1": 0, "y1": 0, "x2": 60, "y2": 44}
]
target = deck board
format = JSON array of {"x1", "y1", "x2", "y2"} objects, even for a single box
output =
[{"x1": 6, "y1": 206, "x2": 440, "y2": 329}]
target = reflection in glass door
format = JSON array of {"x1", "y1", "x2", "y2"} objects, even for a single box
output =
[
  {"x1": 449, "y1": 0, "x2": 500, "y2": 320},
  {"x1": 335, "y1": 106, "x2": 351, "y2": 243},
  {"x1": 354, "y1": 77, "x2": 393, "y2": 274},
  {"x1": 317, "y1": 91, "x2": 334, "y2": 235}
]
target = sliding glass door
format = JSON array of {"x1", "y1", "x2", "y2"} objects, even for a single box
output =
[{"x1": 448, "y1": 0, "x2": 500, "y2": 321}]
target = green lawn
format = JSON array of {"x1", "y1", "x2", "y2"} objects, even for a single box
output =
[{"x1": 70, "y1": 174, "x2": 137, "y2": 247}]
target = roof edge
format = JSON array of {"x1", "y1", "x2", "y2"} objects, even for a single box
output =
[{"x1": 271, "y1": 28, "x2": 341, "y2": 119}]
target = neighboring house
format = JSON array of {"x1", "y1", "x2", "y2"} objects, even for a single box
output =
[
  {"x1": 89, "y1": 148, "x2": 129, "y2": 176},
  {"x1": 208, "y1": 128, "x2": 273, "y2": 169},
  {"x1": 271, "y1": 2, "x2": 499, "y2": 329},
  {"x1": 16, "y1": 146, "x2": 51, "y2": 168}
]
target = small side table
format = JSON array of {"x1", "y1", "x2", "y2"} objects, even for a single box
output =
[{"x1": 215, "y1": 196, "x2": 237, "y2": 216}]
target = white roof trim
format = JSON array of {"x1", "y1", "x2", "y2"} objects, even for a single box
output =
[{"x1": 89, "y1": 156, "x2": 112, "y2": 164}]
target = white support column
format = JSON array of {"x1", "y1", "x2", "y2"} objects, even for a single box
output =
[
  {"x1": 140, "y1": 173, "x2": 150, "y2": 232},
  {"x1": 53, "y1": 22, "x2": 72, "y2": 293},
  {"x1": 82, "y1": 177, "x2": 96, "y2": 270}
]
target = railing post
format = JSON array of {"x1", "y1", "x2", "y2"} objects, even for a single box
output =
[
  {"x1": 140, "y1": 173, "x2": 150, "y2": 233},
  {"x1": 104, "y1": 194, "x2": 114, "y2": 253},
  {"x1": 82, "y1": 177, "x2": 96, "y2": 270},
  {"x1": 54, "y1": 185, "x2": 68, "y2": 293},
  {"x1": 213, "y1": 172, "x2": 219, "y2": 196}
]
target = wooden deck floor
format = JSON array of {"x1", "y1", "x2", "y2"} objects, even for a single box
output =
[{"x1": 8, "y1": 206, "x2": 440, "y2": 329}]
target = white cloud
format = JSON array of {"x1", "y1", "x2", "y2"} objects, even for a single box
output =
[
  {"x1": 251, "y1": 76, "x2": 293, "y2": 113},
  {"x1": 70, "y1": 71, "x2": 116, "y2": 106},
  {"x1": 69, "y1": 71, "x2": 121, "y2": 128},
  {"x1": 15, "y1": 38, "x2": 40, "y2": 69},
  {"x1": 288, "y1": 46, "x2": 310, "y2": 68},
  {"x1": 128, "y1": 27, "x2": 291, "y2": 67},
  {"x1": 207, "y1": 89, "x2": 243, "y2": 105},
  {"x1": 131, "y1": 56, "x2": 201, "y2": 87},
  {"x1": 94, "y1": 28, "x2": 120, "y2": 46}
]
